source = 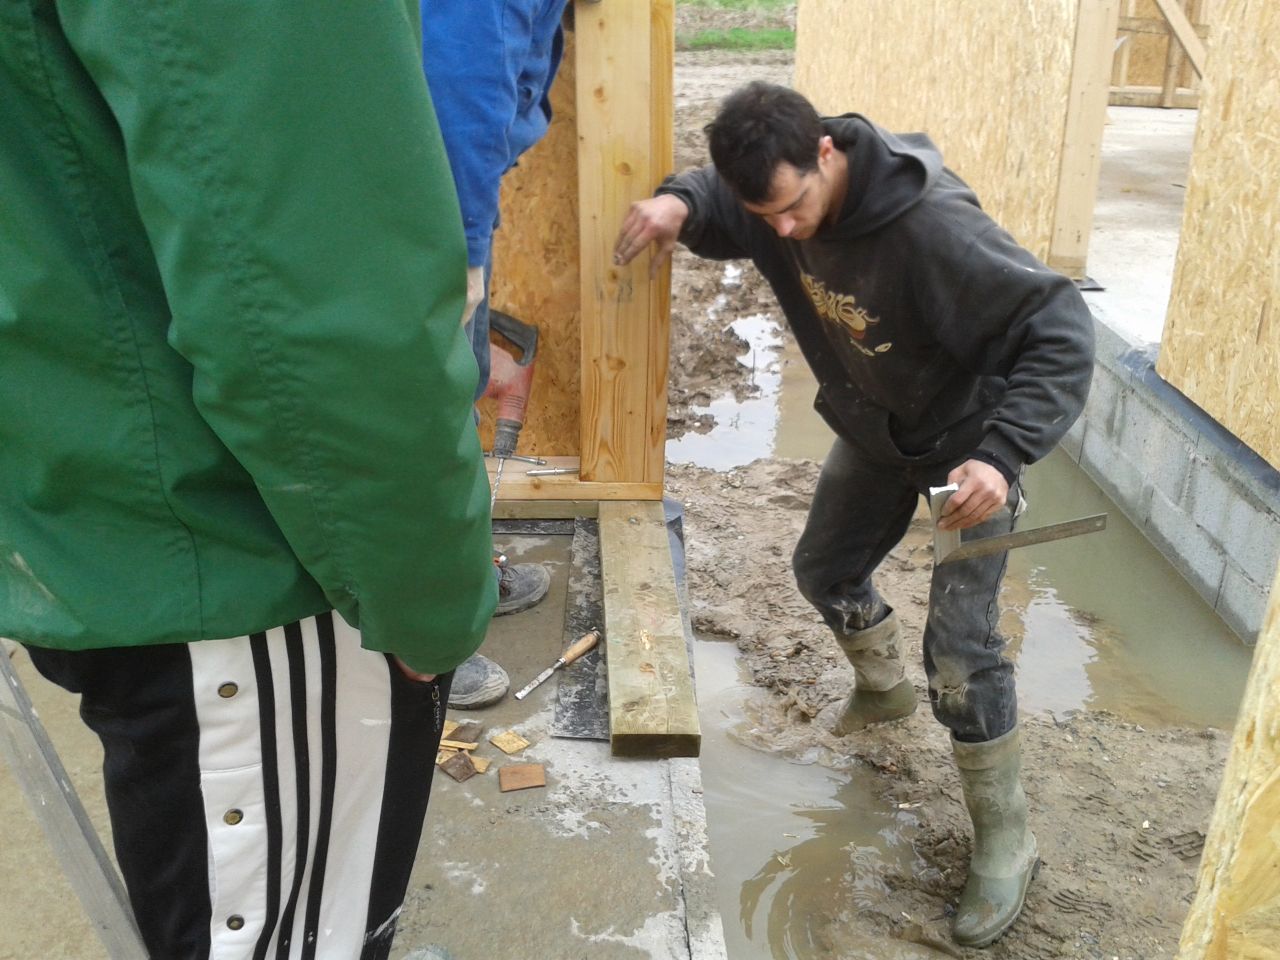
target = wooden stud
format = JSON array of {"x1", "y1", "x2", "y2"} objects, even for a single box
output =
[
  {"x1": 1152, "y1": 0, "x2": 1208, "y2": 76},
  {"x1": 598, "y1": 501, "x2": 700, "y2": 759},
  {"x1": 1048, "y1": 0, "x2": 1122, "y2": 279},
  {"x1": 574, "y1": 0, "x2": 673, "y2": 487},
  {"x1": 1178, "y1": 562, "x2": 1280, "y2": 957},
  {"x1": 489, "y1": 456, "x2": 661, "y2": 502},
  {"x1": 1113, "y1": 0, "x2": 1138, "y2": 87}
]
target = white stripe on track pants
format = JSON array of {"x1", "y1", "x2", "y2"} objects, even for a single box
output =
[{"x1": 27, "y1": 612, "x2": 452, "y2": 960}]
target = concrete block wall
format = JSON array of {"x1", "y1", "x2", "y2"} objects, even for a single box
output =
[{"x1": 1063, "y1": 317, "x2": 1280, "y2": 643}]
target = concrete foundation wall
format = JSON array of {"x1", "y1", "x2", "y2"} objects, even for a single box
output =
[{"x1": 1063, "y1": 315, "x2": 1280, "y2": 643}]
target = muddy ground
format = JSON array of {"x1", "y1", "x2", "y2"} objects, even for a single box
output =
[{"x1": 664, "y1": 39, "x2": 1229, "y2": 960}]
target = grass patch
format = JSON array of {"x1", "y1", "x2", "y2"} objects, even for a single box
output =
[{"x1": 679, "y1": 27, "x2": 795, "y2": 51}]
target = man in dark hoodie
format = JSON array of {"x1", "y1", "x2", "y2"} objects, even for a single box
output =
[{"x1": 613, "y1": 82, "x2": 1094, "y2": 948}]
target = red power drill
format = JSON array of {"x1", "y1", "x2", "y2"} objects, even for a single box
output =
[{"x1": 483, "y1": 310, "x2": 538, "y2": 504}]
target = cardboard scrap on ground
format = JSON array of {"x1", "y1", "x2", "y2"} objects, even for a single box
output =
[
  {"x1": 498, "y1": 763, "x2": 546, "y2": 793},
  {"x1": 436, "y1": 720, "x2": 532, "y2": 782},
  {"x1": 489, "y1": 730, "x2": 530, "y2": 755},
  {"x1": 440, "y1": 751, "x2": 477, "y2": 782},
  {"x1": 450, "y1": 721, "x2": 484, "y2": 743}
]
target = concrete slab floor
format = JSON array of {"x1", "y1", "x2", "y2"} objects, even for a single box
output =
[
  {"x1": 0, "y1": 532, "x2": 725, "y2": 960},
  {"x1": 1083, "y1": 106, "x2": 1198, "y2": 347}
]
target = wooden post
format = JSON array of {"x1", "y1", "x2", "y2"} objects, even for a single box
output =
[
  {"x1": 1152, "y1": 0, "x2": 1209, "y2": 76},
  {"x1": 1111, "y1": 0, "x2": 1136, "y2": 88},
  {"x1": 1178, "y1": 561, "x2": 1280, "y2": 958},
  {"x1": 1048, "y1": 0, "x2": 1122, "y2": 279},
  {"x1": 1160, "y1": 0, "x2": 1190, "y2": 106},
  {"x1": 575, "y1": 0, "x2": 673, "y2": 489}
]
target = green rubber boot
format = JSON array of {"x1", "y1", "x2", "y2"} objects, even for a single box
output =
[
  {"x1": 830, "y1": 611, "x2": 917, "y2": 735},
  {"x1": 951, "y1": 726, "x2": 1040, "y2": 948}
]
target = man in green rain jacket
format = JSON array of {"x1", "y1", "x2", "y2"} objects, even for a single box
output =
[{"x1": 0, "y1": 3, "x2": 495, "y2": 957}]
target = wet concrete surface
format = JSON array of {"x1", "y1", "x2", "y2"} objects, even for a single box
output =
[{"x1": 0, "y1": 533, "x2": 724, "y2": 960}]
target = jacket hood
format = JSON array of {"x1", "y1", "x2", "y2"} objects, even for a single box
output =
[{"x1": 821, "y1": 114, "x2": 943, "y2": 238}]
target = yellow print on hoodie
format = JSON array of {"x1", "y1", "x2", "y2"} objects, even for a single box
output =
[{"x1": 801, "y1": 273, "x2": 893, "y2": 358}]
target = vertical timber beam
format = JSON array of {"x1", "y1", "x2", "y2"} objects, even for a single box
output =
[
  {"x1": 1178, "y1": 561, "x2": 1280, "y2": 958},
  {"x1": 1049, "y1": 0, "x2": 1122, "y2": 279},
  {"x1": 575, "y1": 0, "x2": 674, "y2": 491}
]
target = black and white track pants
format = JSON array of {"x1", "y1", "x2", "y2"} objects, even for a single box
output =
[{"x1": 27, "y1": 611, "x2": 452, "y2": 960}]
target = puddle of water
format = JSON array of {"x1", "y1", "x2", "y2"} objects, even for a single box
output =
[
  {"x1": 695, "y1": 641, "x2": 954, "y2": 960},
  {"x1": 1006, "y1": 449, "x2": 1253, "y2": 730},
  {"x1": 670, "y1": 278, "x2": 1252, "y2": 729},
  {"x1": 667, "y1": 270, "x2": 834, "y2": 468}
]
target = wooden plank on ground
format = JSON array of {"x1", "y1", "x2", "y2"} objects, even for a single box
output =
[
  {"x1": 575, "y1": 0, "x2": 673, "y2": 488},
  {"x1": 1178, "y1": 560, "x2": 1280, "y2": 957},
  {"x1": 1152, "y1": 0, "x2": 1208, "y2": 76},
  {"x1": 598, "y1": 501, "x2": 700, "y2": 759},
  {"x1": 1049, "y1": 0, "x2": 1122, "y2": 279}
]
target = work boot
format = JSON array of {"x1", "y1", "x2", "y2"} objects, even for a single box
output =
[
  {"x1": 495, "y1": 556, "x2": 551, "y2": 616},
  {"x1": 447, "y1": 653, "x2": 509, "y2": 709},
  {"x1": 830, "y1": 610, "x2": 917, "y2": 735},
  {"x1": 951, "y1": 726, "x2": 1040, "y2": 948}
]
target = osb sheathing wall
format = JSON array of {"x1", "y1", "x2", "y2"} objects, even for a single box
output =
[
  {"x1": 482, "y1": 29, "x2": 581, "y2": 457},
  {"x1": 794, "y1": 0, "x2": 1079, "y2": 260},
  {"x1": 1117, "y1": 0, "x2": 1206, "y2": 89},
  {"x1": 1157, "y1": 0, "x2": 1279, "y2": 470}
]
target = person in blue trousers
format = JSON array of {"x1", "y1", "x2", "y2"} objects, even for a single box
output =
[{"x1": 423, "y1": 0, "x2": 570, "y2": 708}]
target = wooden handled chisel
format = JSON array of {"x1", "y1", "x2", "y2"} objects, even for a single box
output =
[{"x1": 513, "y1": 630, "x2": 601, "y2": 700}]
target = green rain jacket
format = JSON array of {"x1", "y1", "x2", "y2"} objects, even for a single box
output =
[{"x1": 0, "y1": 1, "x2": 497, "y2": 674}]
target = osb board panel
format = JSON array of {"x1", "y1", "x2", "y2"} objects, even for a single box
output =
[
  {"x1": 1157, "y1": 0, "x2": 1279, "y2": 470},
  {"x1": 795, "y1": 0, "x2": 1078, "y2": 261},
  {"x1": 1119, "y1": 0, "x2": 1206, "y2": 90},
  {"x1": 1177, "y1": 562, "x2": 1280, "y2": 956},
  {"x1": 480, "y1": 28, "x2": 581, "y2": 457},
  {"x1": 1124, "y1": 0, "x2": 1177, "y2": 87}
]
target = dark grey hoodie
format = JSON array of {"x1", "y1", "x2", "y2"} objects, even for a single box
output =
[{"x1": 658, "y1": 114, "x2": 1094, "y2": 481}]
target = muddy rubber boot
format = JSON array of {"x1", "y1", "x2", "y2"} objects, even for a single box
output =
[
  {"x1": 447, "y1": 653, "x2": 509, "y2": 709},
  {"x1": 831, "y1": 611, "x2": 917, "y2": 734},
  {"x1": 951, "y1": 726, "x2": 1040, "y2": 948},
  {"x1": 494, "y1": 557, "x2": 551, "y2": 616}
]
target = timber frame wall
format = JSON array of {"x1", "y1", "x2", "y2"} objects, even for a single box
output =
[{"x1": 478, "y1": 2, "x2": 698, "y2": 759}]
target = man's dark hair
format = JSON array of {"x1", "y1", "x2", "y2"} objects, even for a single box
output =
[{"x1": 704, "y1": 82, "x2": 824, "y2": 205}]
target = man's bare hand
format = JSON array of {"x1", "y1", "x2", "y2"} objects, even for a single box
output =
[
  {"x1": 393, "y1": 656, "x2": 436, "y2": 684},
  {"x1": 612, "y1": 195, "x2": 689, "y2": 278},
  {"x1": 938, "y1": 460, "x2": 1009, "y2": 531}
]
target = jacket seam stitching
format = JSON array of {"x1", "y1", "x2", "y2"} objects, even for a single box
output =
[{"x1": 25, "y1": 3, "x2": 205, "y2": 631}]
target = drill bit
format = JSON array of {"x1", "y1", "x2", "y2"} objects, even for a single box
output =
[{"x1": 490, "y1": 456, "x2": 506, "y2": 511}]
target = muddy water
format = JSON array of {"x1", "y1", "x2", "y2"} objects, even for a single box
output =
[
  {"x1": 671, "y1": 309, "x2": 1251, "y2": 730},
  {"x1": 694, "y1": 640, "x2": 957, "y2": 960},
  {"x1": 680, "y1": 308, "x2": 1251, "y2": 956}
]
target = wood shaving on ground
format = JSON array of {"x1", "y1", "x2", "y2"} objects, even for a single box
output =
[
  {"x1": 450, "y1": 721, "x2": 484, "y2": 743},
  {"x1": 489, "y1": 730, "x2": 530, "y2": 755},
  {"x1": 498, "y1": 763, "x2": 546, "y2": 792},
  {"x1": 439, "y1": 751, "x2": 477, "y2": 783}
]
